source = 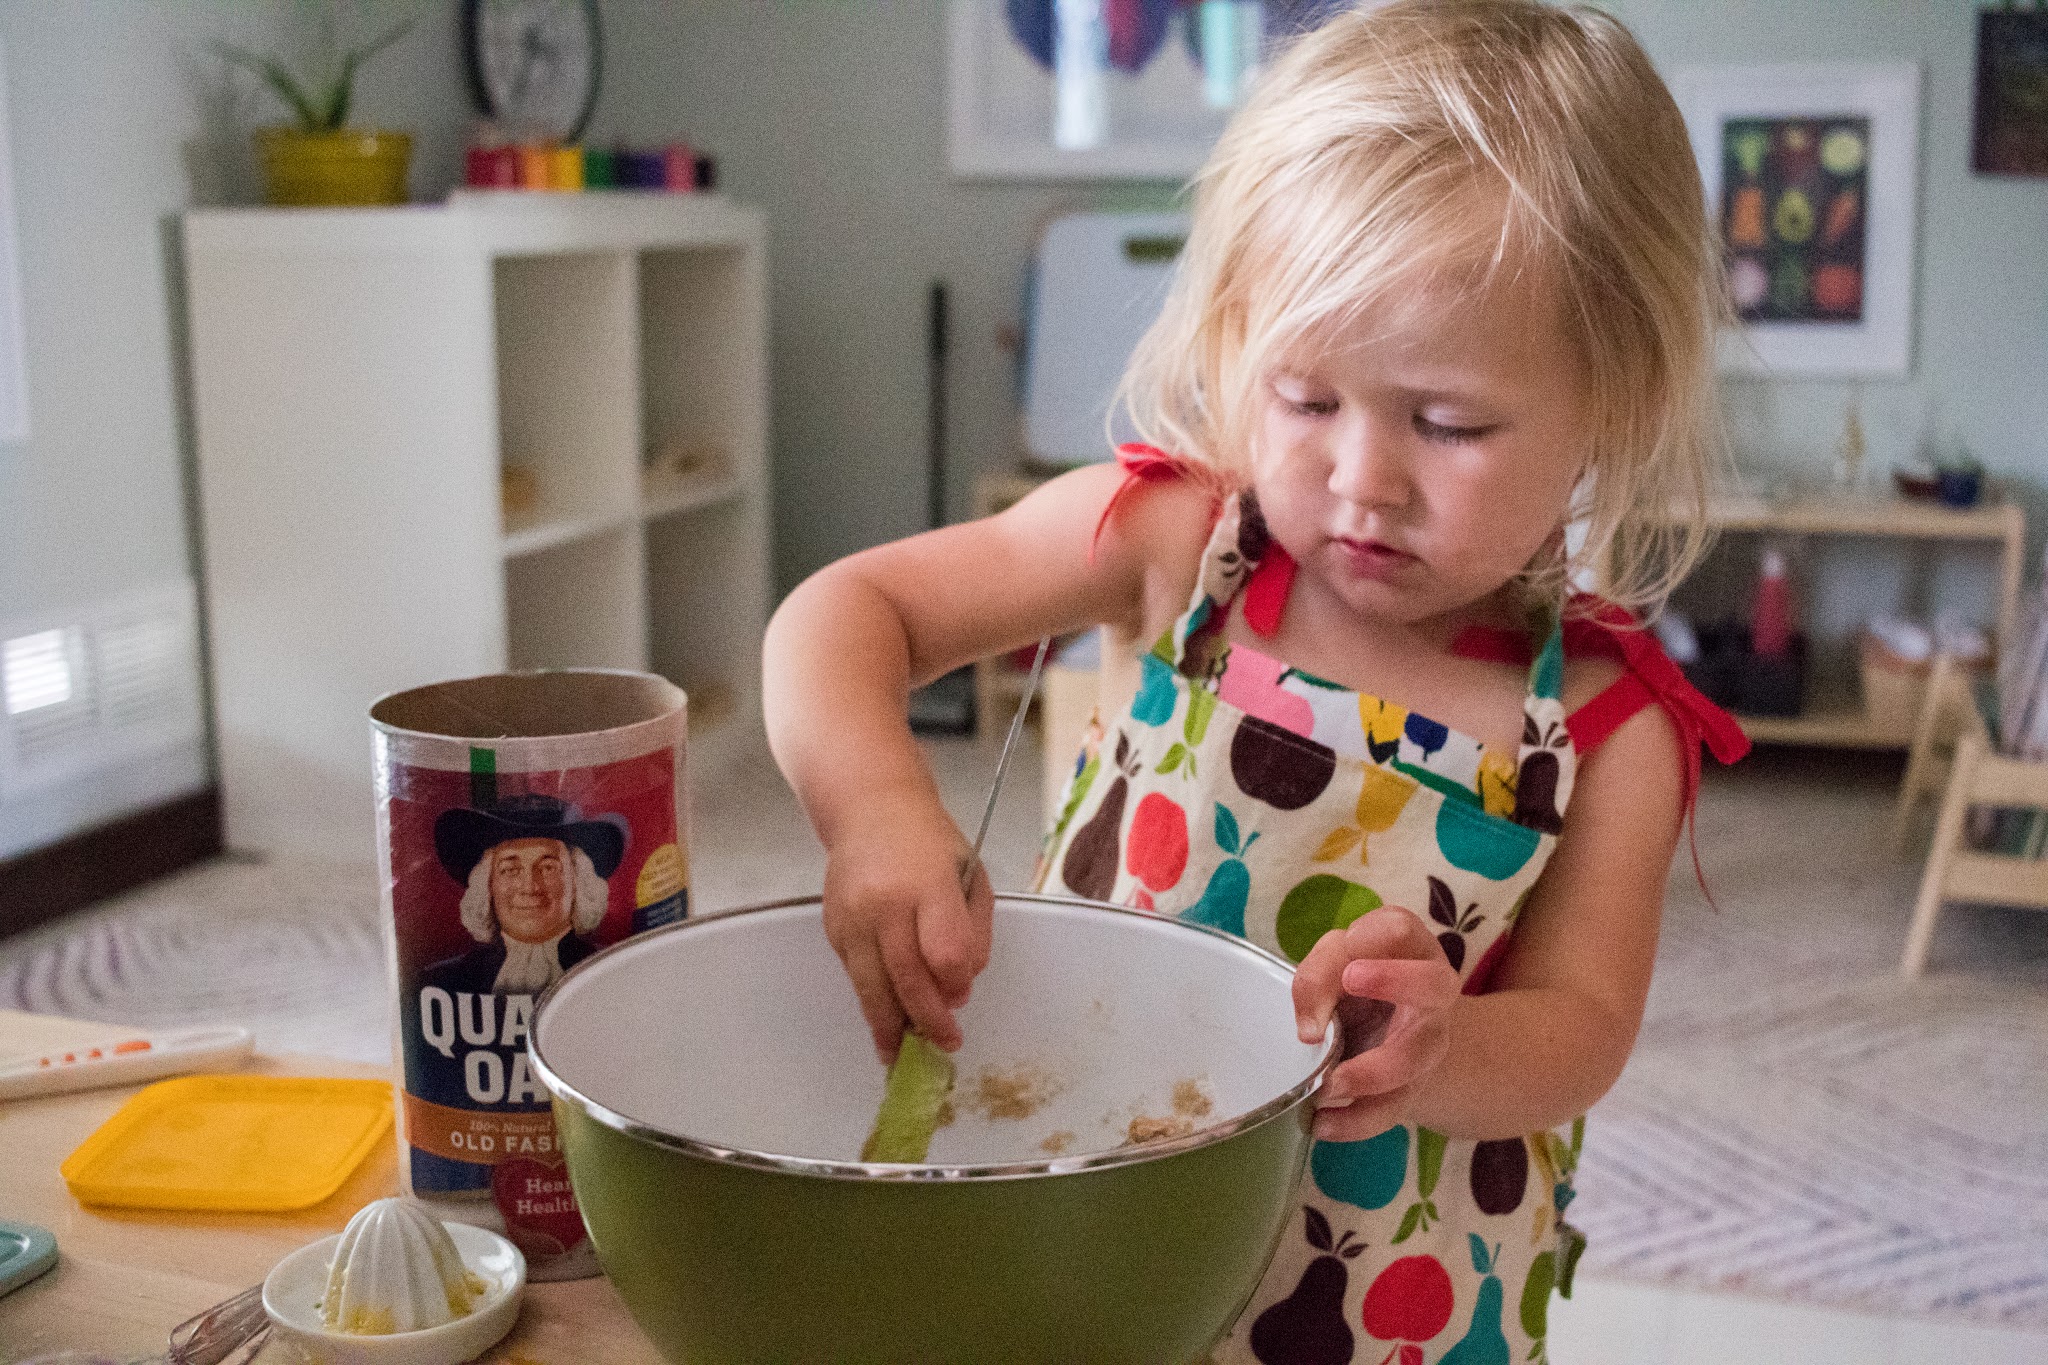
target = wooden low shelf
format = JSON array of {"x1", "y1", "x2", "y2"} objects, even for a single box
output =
[
  {"x1": 1683, "y1": 491, "x2": 2024, "y2": 753},
  {"x1": 1735, "y1": 705, "x2": 1914, "y2": 750}
]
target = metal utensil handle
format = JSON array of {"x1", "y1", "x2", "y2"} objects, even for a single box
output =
[
  {"x1": 166, "y1": 1282, "x2": 268, "y2": 1364},
  {"x1": 960, "y1": 636, "x2": 1053, "y2": 896}
]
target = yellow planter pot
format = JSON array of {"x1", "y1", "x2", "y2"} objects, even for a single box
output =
[{"x1": 256, "y1": 127, "x2": 412, "y2": 207}]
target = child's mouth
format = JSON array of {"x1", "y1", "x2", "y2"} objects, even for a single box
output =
[{"x1": 1333, "y1": 536, "x2": 1418, "y2": 579}]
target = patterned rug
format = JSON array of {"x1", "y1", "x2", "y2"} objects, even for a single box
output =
[
  {"x1": 1573, "y1": 747, "x2": 2048, "y2": 1330},
  {"x1": 4, "y1": 742, "x2": 2044, "y2": 1329}
]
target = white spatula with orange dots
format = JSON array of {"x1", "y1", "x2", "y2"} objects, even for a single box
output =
[{"x1": 0, "y1": 1025, "x2": 253, "y2": 1100}]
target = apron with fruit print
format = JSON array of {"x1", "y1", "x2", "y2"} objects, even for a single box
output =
[{"x1": 1037, "y1": 484, "x2": 1587, "y2": 1365}]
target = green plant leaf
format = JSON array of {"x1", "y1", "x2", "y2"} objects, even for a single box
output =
[
  {"x1": 1416, "y1": 1126, "x2": 1447, "y2": 1197},
  {"x1": 1156, "y1": 743, "x2": 1186, "y2": 775},
  {"x1": 324, "y1": 55, "x2": 356, "y2": 131},
  {"x1": 215, "y1": 42, "x2": 322, "y2": 130},
  {"x1": 1391, "y1": 1202, "x2": 1422, "y2": 1244},
  {"x1": 323, "y1": 15, "x2": 415, "y2": 130}
]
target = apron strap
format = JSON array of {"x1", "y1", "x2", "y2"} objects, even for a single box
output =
[
  {"x1": 1088, "y1": 442, "x2": 1227, "y2": 562},
  {"x1": 1241, "y1": 544, "x2": 1295, "y2": 638},
  {"x1": 1455, "y1": 599, "x2": 1751, "y2": 900}
]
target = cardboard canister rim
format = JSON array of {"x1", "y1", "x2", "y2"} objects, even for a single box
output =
[{"x1": 370, "y1": 669, "x2": 688, "y2": 773}]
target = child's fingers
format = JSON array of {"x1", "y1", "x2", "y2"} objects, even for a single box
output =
[
  {"x1": 919, "y1": 868, "x2": 993, "y2": 1010},
  {"x1": 1318, "y1": 1021, "x2": 1447, "y2": 1107},
  {"x1": 1294, "y1": 907, "x2": 1452, "y2": 1040},
  {"x1": 1340, "y1": 904, "x2": 1445, "y2": 961},
  {"x1": 1339, "y1": 957, "x2": 1460, "y2": 1011},
  {"x1": 1291, "y1": 925, "x2": 1358, "y2": 1041},
  {"x1": 1294, "y1": 912, "x2": 1458, "y2": 1055},
  {"x1": 1313, "y1": 1089, "x2": 1409, "y2": 1143},
  {"x1": 879, "y1": 915, "x2": 962, "y2": 1052},
  {"x1": 840, "y1": 936, "x2": 908, "y2": 1064}
]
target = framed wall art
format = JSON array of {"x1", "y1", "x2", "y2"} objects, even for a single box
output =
[
  {"x1": 1671, "y1": 63, "x2": 1922, "y2": 377},
  {"x1": 947, "y1": 0, "x2": 1350, "y2": 180}
]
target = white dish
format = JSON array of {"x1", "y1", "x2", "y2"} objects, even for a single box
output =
[{"x1": 262, "y1": 1220, "x2": 525, "y2": 1364}]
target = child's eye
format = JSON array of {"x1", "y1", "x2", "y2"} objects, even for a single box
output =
[
  {"x1": 1276, "y1": 390, "x2": 1339, "y2": 418},
  {"x1": 1414, "y1": 415, "x2": 1494, "y2": 444},
  {"x1": 1269, "y1": 376, "x2": 1337, "y2": 418}
]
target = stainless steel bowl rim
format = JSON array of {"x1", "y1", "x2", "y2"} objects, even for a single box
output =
[{"x1": 527, "y1": 892, "x2": 1340, "y2": 1183}]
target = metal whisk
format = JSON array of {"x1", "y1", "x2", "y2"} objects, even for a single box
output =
[
  {"x1": 165, "y1": 1282, "x2": 268, "y2": 1365},
  {"x1": 958, "y1": 636, "x2": 1052, "y2": 896}
]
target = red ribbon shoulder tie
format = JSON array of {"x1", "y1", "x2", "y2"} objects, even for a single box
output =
[
  {"x1": 1568, "y1": 602, "x2": 1750, "y2": 900},
  {"x1": 1089, "y1": 443, "x2": 1224, "y2": 561},
  {"x1": 1454, "y1": 600, "x2": 1750, "y2": 899}
]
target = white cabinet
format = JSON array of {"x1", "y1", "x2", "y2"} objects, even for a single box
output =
[{"x1": 184, "y1": 195, "x2": 770, "y2": 860}]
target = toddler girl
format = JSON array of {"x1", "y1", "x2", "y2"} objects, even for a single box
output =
[{"x1": 765, "y1": 2, "x2": 1749, "y2": 1360}]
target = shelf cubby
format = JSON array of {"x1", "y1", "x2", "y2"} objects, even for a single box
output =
[
  {"x1": 505, "y1": 526, "x2": 646, "y2": 673},
  {"x1": 647, "y1": 498, "x2": 758, "y2": 744},
  {"x1": 639, "y1": 247, "x2": 756, "y2": 495},
  {"x1": 495, "y1": 250, "x2": 640, "y2": 541},
  {"x1": 185, "y1": 195, "x2": 770, "y2": 857}
]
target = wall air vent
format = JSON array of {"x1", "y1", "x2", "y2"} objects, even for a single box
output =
[{"x1": 0, "y1": 583, "x2": 206, "y2": 799}]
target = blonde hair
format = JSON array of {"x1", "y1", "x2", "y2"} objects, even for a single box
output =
[{"x1": 1118, "y1": 0, "x2": 1728, "y2": 613}]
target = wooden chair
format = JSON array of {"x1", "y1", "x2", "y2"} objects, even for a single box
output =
[
  {"x1": 1891, "y1": 653, "x2": 1992, "y2": 850},
  {"x1": 1900, "y1": 730, "x2": 2048, "y2": 977}
]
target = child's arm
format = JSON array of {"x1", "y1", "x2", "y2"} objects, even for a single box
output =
[
  {"x1": 1294, "y1": 704, "x2": 1684, "y2": 1141},
  {"x1": 763, "y1": 463, "x2": 1213, "y2": 1061}
]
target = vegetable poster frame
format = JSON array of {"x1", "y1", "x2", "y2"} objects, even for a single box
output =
[{"x1": 1672, "y1": 63, "x2": 1922, "y2": 377}]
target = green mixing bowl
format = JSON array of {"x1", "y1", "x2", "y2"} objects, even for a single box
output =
[{"x1": 529, "y1": 894, "x2": 1337, "y2": 1364}]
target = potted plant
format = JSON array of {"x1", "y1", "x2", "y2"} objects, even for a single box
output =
[{"x1": 218, "y1": 5, "x2": 417, "y2": 207}]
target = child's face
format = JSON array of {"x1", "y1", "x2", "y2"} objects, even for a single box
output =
[{"x1": 1250, "y1": 264, "x2": 1592, "y2": 627}]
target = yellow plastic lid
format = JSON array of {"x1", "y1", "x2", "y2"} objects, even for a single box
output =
[{"x1": 61, "y1": 1075, "x2": 394, "y2": 1212}]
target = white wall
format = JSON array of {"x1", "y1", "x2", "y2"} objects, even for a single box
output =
[
  {"x1": 604, "y1": 0, "x2": 2048, "y2": 601},
  {"x1": 0, "y1": 0, "x2": 471, "y2": 860},
  {"x1": 1609, "y1": 0, "x2": 2048, "y2": 509},
  {"x1": 599, "y1": 0, "x2": 1169, "y2": 593}
]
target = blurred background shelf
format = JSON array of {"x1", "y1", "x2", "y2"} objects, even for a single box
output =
[
  {"x1": 1736, "y1": 704, "x2": 1912, "y2": 749},
  {"x1": 501, "y1": 510, "x2": 636, "y2": 559},
  {"x1": 185, "y1": 197, "x2": 770, "y2": 859},
  {"x1": 1675, "y1": 491, "x2": 2023, "y2": 751},
  {"x1": 641, "y1": 467, "x2": 743, "y2": 522}
]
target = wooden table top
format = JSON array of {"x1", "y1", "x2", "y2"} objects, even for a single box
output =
[{"x1": 0, "y1": 1009, "x2": 666, "y2": 1363}]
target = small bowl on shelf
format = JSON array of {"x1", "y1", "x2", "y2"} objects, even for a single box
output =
[{"x1": 1892, "y1": 465, "x2": 1941, "y2": 502}]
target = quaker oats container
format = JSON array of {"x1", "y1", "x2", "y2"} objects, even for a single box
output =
[{"x1": 372, "y1": 670, "x2": 689, "y2": 1281}]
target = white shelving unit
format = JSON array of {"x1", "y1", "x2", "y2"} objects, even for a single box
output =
[{"x1": 184, "y1": 194, "x2": 770, "y2": 860}]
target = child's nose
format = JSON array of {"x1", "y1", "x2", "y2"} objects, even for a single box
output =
[{"x1": 1326, "y1": 418, "x2": 1412, "y2": 510}]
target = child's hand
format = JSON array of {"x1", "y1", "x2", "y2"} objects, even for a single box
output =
[
  {"x1": 821, "y1": 795, "x2": 994, "y2": 1063},
  {"x1": 1293, "y1": 907, "x2": 1461, "y2": 1142}
]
